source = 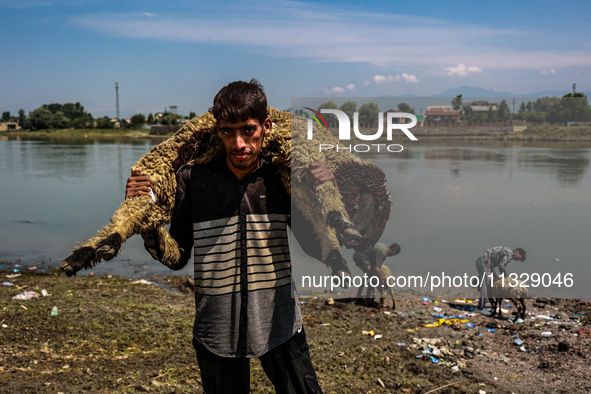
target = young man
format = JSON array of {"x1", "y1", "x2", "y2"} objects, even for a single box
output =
[
  {"x1": 475, "y1": 246, "x2": 526, "y2": 312},
  {"x1": 126, "y1": 80, "x2": 323, "y2": 393}
]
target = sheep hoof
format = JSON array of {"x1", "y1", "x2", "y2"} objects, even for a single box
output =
[
  {"x1": 60, "y1": 247, "x2": 96, "y2": 276},
  {"x1": 327, "y1": 211, "x2": 365, "y2": 249},
  {"x1": 325, "y1": 251, "x2": 351, "y2": 288},
  {"x1": 95, "y1": 233, "x2": 123, "y2": 261}
]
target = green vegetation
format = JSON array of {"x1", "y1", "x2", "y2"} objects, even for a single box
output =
[{"x1": 1, "y1": 101, "x2": 195, "y2": 133}]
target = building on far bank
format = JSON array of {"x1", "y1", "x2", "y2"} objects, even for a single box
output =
[
  {"x1": 462, "y1": 100, "x2": 499, "y2": 113},
  {"x1": 0, "y1": 122, "x2": 21, "y2": 132},
  {"x1": 425, "y1": 106, "x2": 460, "y2": 125}
]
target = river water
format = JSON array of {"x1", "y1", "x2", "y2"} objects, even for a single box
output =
[{"x1": 1, "y1": 136, "x2": 590, "y2": 298}]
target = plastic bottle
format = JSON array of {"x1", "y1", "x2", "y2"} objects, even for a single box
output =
[{"x1": 50, "y1": 306, "x2": 58, "y2": 317}]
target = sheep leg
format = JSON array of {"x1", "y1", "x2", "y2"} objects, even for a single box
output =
[
  {"x1": 95, "y1": 233, "x2": 123, "y2": 261},
  {"x1": 59, "y1": 247, "x2": 96, "y2": 277}
]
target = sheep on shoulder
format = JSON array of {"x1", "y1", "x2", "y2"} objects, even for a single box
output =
[
  {"x1": 60, "y1": 107, "x2": 391, "y2": 277},
  {"x1": 488, "y1": 276, "x2": 528, "y2": 320}
]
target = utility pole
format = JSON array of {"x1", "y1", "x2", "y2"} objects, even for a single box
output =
[{"x1": 115, "y1": 82, "x2": 120, "y2": 120}]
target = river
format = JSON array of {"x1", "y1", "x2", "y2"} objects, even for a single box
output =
[{"x1": 1, "y1": 136, "x2": 590, "y2": 298}]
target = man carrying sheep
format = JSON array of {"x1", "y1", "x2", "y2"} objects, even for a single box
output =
[
  {"x1": 126, "y1": 80, "x2": 323, "y2": 393},
  {"x1": 475, "y1": 246, "x2": 526, "y2": 313}
]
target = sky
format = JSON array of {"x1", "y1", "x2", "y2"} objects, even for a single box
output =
[{"x1": 1, "y1": 0, "x2": 590, "y2": 118}]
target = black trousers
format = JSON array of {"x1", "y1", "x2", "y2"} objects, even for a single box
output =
[{"x1": 193, "y1": 326, "x2": 323, "y2": 394}]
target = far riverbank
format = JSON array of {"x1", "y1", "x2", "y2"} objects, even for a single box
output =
[{"x1": 3, "y1": 124, "x2": 591, "y2": 142}]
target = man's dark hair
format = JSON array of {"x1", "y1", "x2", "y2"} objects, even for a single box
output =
[
  {"x1": 515, "y1": 247, "x2": 526, "y2": 261},
  {"x1": 211, "y1": 79, "x2": 268, "y2": 125},
  {"x1": 389, "y1": 243, "x2": 401, "y2": 255}
]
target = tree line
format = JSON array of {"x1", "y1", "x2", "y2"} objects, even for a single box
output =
[
  {"x1": 451, "y1": 93, "x2": 591, "y2": 123},
  {"x1": 1, "y1": 103, "x2": 198, "y2": 131}
]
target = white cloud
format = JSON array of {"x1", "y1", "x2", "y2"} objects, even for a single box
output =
[
  {"x1": 142, "y1": 12, "x2": 156, "y2": 18},
  {"x1": 346, "y1": 84, "x2": 355, "y2": 90},
  {"x1": 401, "y1": 73, "x2": 419, "y2": 83},
  {"x1": 540, "y1": 69, "x2": 557, "y2": 75},
  {"x1": 373, "y1": 74, "x2": 399, "y2": 84},
  {"x1": 325, "y1": 86, "x2": 346, "y2": 94},
  {"x1": 445, "y1": 63, "x2": 483, "y2": 76}
]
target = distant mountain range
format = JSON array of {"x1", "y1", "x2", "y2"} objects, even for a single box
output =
[{"x1": 396, "y1": 85, "x2": 589, "y2": 98}]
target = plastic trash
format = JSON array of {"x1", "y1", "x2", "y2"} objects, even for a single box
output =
[
  {"x1": 536, "y1": 315, "x2": 554, "y2": 320},
  {"x1": 451, "y1": 365, "x2": 460, "y2": 372},
  {"x1": 41, "y1": 289, "x2": 51, "y2": 297},
  {"x1": 466, "y1": 323, "x2": 476, "y2": 328},
  {"x1": 541, "y1": 331, "x2": 552, "y2": 336},
  {"x1": 374, "y1": 334, "x2": 383, "y2": 340},
  {"x1": 12, "y1": 291, "x2": 40, "y2": 300},
  {"x1": 433, "y1": 307, "x2": 442, "y2": 312},
  {"x1": 50, "y1": 306, "x2": 59, "y2": 317},
  {"x1": 2, "y1": 282, "x2": 13, "y2": 286},
  {"x1": 514, "y1": 338, "x2": 524, "y2": 346}
]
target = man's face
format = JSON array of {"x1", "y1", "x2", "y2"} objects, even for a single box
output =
[
  {"x1": 514, "y1": 250, "x2": 523, "y2": 261},
  {"x1": 217, "y1": 117, "x2": 271, "y2": 178}
]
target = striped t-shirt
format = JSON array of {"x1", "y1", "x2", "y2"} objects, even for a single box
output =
[{"x1": 169, "y1": 158, "x2": 302, "y2": 358}]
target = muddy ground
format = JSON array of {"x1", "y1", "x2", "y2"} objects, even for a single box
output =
[{"x1": 1, "y1": 266, "x2": 590, "y2": 393}]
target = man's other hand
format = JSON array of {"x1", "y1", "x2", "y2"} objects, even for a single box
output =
[
  {"x1": 307, "y1": 161, "x2": 337, "y2": 188},
  {"x1": 126, "y1": 169, "x2": 154, "y2": 199}
]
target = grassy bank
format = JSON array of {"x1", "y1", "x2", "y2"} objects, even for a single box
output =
[
  {"x1": 519, "y1": 124, "x2": 591, "y2": 140},
  {"x1": 0, "y1": 129, "x2": 166, "y2": 140}
]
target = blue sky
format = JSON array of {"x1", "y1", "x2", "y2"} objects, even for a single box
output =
[{"x1": 1, "y1": 0, "x2": 590, "y2": 118}]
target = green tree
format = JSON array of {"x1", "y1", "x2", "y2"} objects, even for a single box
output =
[
  {"x1": 547, "y1": 93, "x2": 591, "y2": 123},
  {"x1": 189, "y1": 112, "x2": 196, "y2": 119},
  {"x1": 51, "y1": 111, "x2": 70, "y2": 129},
  {"x1": 2, "y1": 111, "x2": 11, "y2": 122},
  {"x1": 316, "y1": 101, "x2": 340, "y2": 127},
  {"x1": 497, "y1": 100, "x2": 511, "y2": 121},
  {"x1": 18, "y1": 109, "x2": 30, "y2": 129},
  {"x1": 62, "y1": 102, "x2": 87, "y2": 121},
  {"x1": 28, "y1": 107, "x2": 53, "y2": 130},
  {"x1": 96, "y1": 116, "x2": 115, "y2": 129},
  {"x1": 525, "y1": 101, "x2": 533, "y2": 112},
  {"x1": 486, "y1": 106, "x2": 497, "y2": 121},
  {"x1": 451, "y1": 95, "x2": 463, "y2": 112},
  {"x1": 358, "y1": 102, "x2": 380, "y2": 126},
  {"x1": 42, "y1": 103, "x2": 63, "y2": 114},
  {"x1": 518, "y1": 102, "x2": 526, "y2": 113},
  {"x1": 147, "y1": 113, "x2": 154, "y2": 124},
  {"x1": 340, "y1": 101, "x2": 358, "y2": 118},
  {"x1": 533, "y1": 97, "x2": 559, "y2": 112},
  {"x1": 397, "y1": 102, "x2": 415, "y2": 114},
  {"x1": 130, "y1": 113, "x2": 146, "y2": 128},
  {"x1": 159, "y1": 113, "x2": 183, "y2": 125},
  {"x1": 71, "y1": 113, "x2": 94, "y2": 129},
  {"x1": 317, "y1": 101, "x2": 339, "y2": 111}
]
